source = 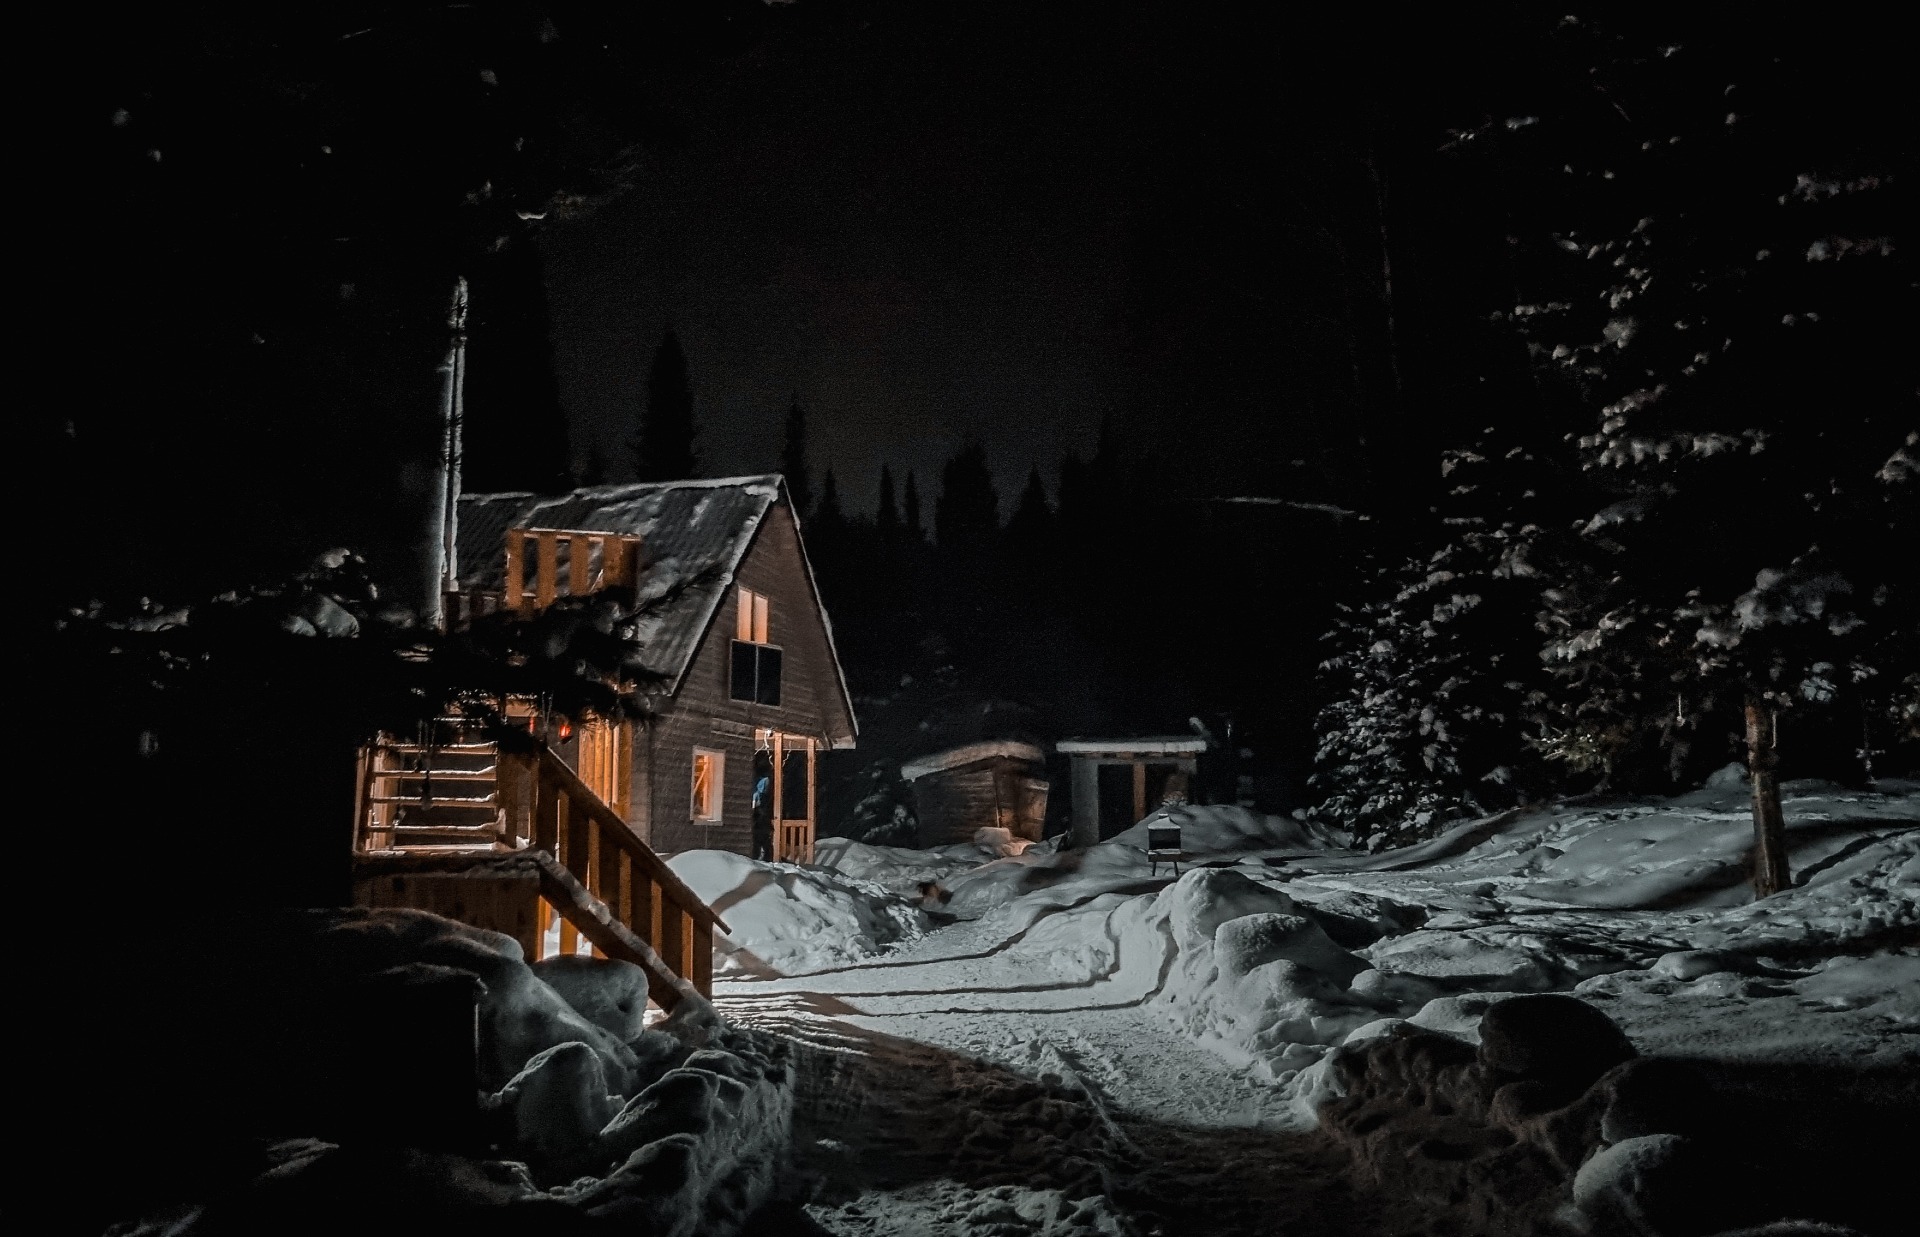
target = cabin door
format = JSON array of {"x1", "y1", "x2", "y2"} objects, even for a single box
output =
[{"x1": 766, "y1": 732, "x2": 815, "y2": 864}]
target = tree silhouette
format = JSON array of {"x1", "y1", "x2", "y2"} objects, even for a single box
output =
[
  {"x1": 632, "y1": 329, "x2": 698, "y2": 482},
  {"x1": 935, "y1": 443, "x2": 1000, "y2": 554},
  {"x1": 903, "y1": 470, "x2": 926, "y2": 544},
  {"x1": 876, "y1": 465, "x2": 901, "y2": 541},
  {"x1": 781, "y1": 394, "x2": 813, "y2": 516}
]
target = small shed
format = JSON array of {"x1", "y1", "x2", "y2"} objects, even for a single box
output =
[
  {"x1": 899, "y1": 740, "x2": 1050, "y2": 848},
  {"x1": 1058, "y1": 737, "x2": 1208, "y2": 848}
]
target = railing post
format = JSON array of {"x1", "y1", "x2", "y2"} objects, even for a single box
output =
[
  {"x1": 505, "y1": 529, "x2": 526, "y2": 613},
  {"x1": 535, "y1": 531, "x2": 559, "y2": 608},
  {"x1": 568, "y1": 534, "x2": 591, "y2": 597}
]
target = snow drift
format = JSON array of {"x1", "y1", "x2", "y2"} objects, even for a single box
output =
[{"x1": 669, "y1": 849, "x2": 932, "y2": 973}]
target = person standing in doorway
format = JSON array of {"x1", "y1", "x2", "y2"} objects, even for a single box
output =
[{"x1": 751, "y1": 761, "x2": 774, "y2": 861}]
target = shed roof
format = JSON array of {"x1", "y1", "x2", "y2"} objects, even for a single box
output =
[
  {"x1": 899, "y1": 739, "x2": 1046, "y2": 781},
  {"x1": 1055, "y1": 736, "x2": 1208, "y2": 756},
  {"x1": 456, "y1": 476, "x2": 848, "y2": 710}
]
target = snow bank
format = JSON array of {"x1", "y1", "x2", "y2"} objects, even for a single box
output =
[
  {"x1": 939, "y1": 804, "x2": 1333, "y2": 921},
  {"x1": 811, "y1": 836, "x2": 976, "y2": 897},
  {"x1": 555, "y1": 1007, "x2": 795, "y2": 1236},
  {"x1": 1151, "y1": 870, "x2": 1378, "y2": 1076},
  {"x1": 668, "y1": 849, "x2": 930, "y2": 973},
  {"x1": 306, "y1": 907, "x2": 641, "y2": 1091}
]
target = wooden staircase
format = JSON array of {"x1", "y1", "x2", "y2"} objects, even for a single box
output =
[{"x1": 352, "y1": 721, "x2": 727, "y2": 1008}]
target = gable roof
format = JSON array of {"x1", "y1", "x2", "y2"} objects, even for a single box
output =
[{"x1": 456, "y1": 476, "x2": 853, "y2": 727}]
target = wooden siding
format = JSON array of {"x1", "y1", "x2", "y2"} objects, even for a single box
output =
[
  {"x1": 911, "y1": 757, "x2": 1050, "y2": 848},
  {"x1": 355, "y1": 870, "x2": 543, "y2": 964},
  {"x1": 642, "y1": 501, "x2": 853, "y2": 855}
]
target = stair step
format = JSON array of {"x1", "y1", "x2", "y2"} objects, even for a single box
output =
[
  {"x1": 387, "y1": 825, "x2": 503, "y2": 837},
  {"x1": 377, "y1": 742, "x2": 497, "y2": 754},
  {"x1": 372, "y1": 769, "x2": 498, "y2": 781},
  {"x1": 368, "y1": 795, "x2": 498, "y2": 806}
]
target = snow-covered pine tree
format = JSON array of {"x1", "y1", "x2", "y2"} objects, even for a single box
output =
[
  {"x1": 1310, "y1": 478, "x2": 1558, "y2": 851},
  {"x1": 1496, "y1": 17, "x2": 1913, "y2": 895}
]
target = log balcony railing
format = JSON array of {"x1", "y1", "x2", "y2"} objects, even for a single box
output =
[{"x1": 353, "y1": 729, "x2": 727, "y2": 1007}]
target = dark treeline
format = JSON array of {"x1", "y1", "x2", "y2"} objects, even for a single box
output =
[{"x1": 790, "y1": 423, "x2": 1372, "y2": 840}]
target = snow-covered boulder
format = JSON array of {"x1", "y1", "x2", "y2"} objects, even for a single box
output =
[
  {"x1": 532, "y1": 955, "x2": 653, "y2": 1041},
  {"x1": 1146, "y1": 869, "x2": 1376, "y2": 1075},
  {"x1": 307, "y1": 908, "x2": 640, "y2": 1091},
  {"x1": 1476, "y1": 994, "x2": 1636, "y2": 1098},
  {"x1": 493, "y1": 1041, "x2": 622, "y2": 1163}
]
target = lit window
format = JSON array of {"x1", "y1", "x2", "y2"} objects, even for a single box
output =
[
  {"x1": 729, "y1": 587, "x2": 782, "y2": 705},
  {"x1": 736, "y1": 587, "x2": 770, "y2": 643},
  {"x1": 691, "y1": 749, "x2": 724, "y2": 821}
]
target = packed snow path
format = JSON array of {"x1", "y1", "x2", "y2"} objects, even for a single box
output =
[
  {"x1": 686, "y1": 778, "x2": 1918, "y2": 1235},
  {"x1": 717, "y1": 909, "x2": 1385, "y2": 1237}
]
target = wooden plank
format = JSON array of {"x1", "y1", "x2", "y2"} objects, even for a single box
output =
[
  {"x1": 804, "y1": 736, "x2": 817, "y2": 864},
  {"x1": 691, "y1": 921, "x2": 713, "y2": 998},
  {"x1": 659, "y1": 904, "x2": 686, "y2": 988},
  {"x1": 770, "y1": 731, "x2": 784, "y2": 843},
  {"x1": 1132, "y1": 761, "x2": 1147, "y2": 825},
  {"x1": 568, "y1": 534, "x2": 590, "y2": 597},
  {"x1": 352, "y1": 743, "x2": 373, "y2": 854},
  {"x1": 618, "y1": 853, "x2": 634, "y2": 933},
  {"x1": 535, "y1": 530, "x2": 559, "y2": 608},
  {"x1": 504, "y1": 529, "x2": 526, "y2": 613},
  {"x1": 636, "y1": 870, "x2": 656, "y2": 951}
]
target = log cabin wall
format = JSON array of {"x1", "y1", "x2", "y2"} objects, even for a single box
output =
[
  {"x1": 642, "y1": 501, "x2": 854, "y2": 856},
  {"x1": 910, "y1": 756, "x2": 1049, "y2": 847}
]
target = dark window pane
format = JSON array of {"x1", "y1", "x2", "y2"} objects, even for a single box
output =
[
  {"x1": 756, "y1": 645, "x2": 783, "y2": 706},
  {"x1": 781, "y1": 747, "x2": 809, "y2": 820},
  {"x1": 730, "y1": 640, "x2": 757, "y2": 702}
]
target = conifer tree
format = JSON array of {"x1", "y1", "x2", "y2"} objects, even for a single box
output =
[
  {"x1": 875, "y1": 465, "x2": 901, "y2": 541},
  {"x1": 1005, "y1": 466, "x2": 1054, "y2": 545},
  {"x1": 632, "y1": 329, "x2": 698, "y2": 481},
  {"x1": 902, "y1": 470, "x2": 926, "y2": 544},
  {"x1": 935, "y1": 443, "x2": 1000, "y2": 554}
]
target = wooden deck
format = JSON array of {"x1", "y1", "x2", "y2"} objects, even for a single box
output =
[{"x1": 352, "y1": 727, "x2": 727, "y2": 1007}]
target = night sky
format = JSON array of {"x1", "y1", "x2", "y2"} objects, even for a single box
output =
[{"x1": 541, "y1": 4, "x2": 1378, "y2": 511}]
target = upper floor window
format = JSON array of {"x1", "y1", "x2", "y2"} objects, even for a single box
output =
[
  {"x1": 729, "y1": 586, "x2": 782, "y2": 705},
  {"x1": 736, "y1": 587, "x2": 770, "y2": 643}
]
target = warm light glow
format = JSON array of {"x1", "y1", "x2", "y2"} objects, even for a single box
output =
[
  {"x1": 691, "y1": 748, "x2": 724, "y2": 821},
  {"x1": 737, "y1": 587, "x2": 770, "y2": 643}
]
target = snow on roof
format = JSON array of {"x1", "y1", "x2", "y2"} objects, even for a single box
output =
[
  {"x1": 457, "y1": 476, "x2": 783, "y2": 692},
  {"x1": 1055, "y1": 736, "x2": 1208, "y2": 756},
  {"x1": 899, "y1": 740, "x2": 1046, "y2": 781}
]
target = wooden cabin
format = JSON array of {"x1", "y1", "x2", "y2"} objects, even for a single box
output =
[
  {"x1": 351, "y1": 475, "x2": 857, "y2": 1003},
  {"x1": 1059, "y1": 736, "x2": 1207, "y2": 847},
  {"x1": 899, "y1": 740, "x2": 1049, "y2": 848},
  {"x1": 451, "y1": 475, "x2": 857, "y2": 861}
]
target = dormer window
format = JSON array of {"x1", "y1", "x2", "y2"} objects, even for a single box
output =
[{"x1": 729, "y1": 586, "x2": 782, "y2": 705}]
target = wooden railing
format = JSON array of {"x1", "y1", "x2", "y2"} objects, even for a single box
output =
[
  {"x1": 502, "y1": 527, "x2": 643, "y2": 614},
  {"x1": 500, "y1": 744, "x2": 727, "y2": 996},
  {"x1": 353, "y1": 730, "x2": 728, "y2": 1004}
]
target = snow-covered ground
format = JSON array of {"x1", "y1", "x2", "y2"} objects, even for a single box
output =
[{"x1": 706, "y1": 774, "x2": 1918, "y2": 1235}]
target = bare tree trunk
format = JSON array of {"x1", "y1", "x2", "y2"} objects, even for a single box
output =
[{"x1": 1745, "y1": 693, "x2": 1790, "y2": 898}]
